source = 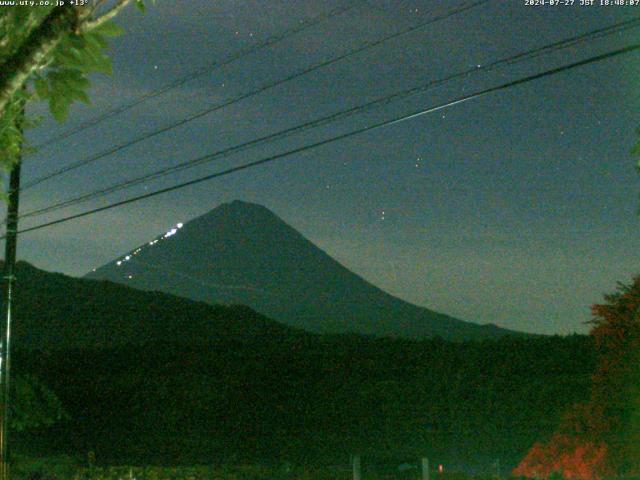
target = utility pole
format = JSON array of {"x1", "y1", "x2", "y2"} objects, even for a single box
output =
[{"x1": 0, "y1": 100, "x2": 24, "y2": 480}]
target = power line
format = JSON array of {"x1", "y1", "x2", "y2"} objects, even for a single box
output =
[
  {"x1": 11, "y1": 42, "x2": 640, "y2": 238},
  {"x1": 19, "y1": 18, "x2": 640, "y2": 220},
  {"x1": 29, "y1": 2, "x2": 363, "y2": 153},
  {"x1": 22, "y1": 0, "x2": 491, "y2": 191}
]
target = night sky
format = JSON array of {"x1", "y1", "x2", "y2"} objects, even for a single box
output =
[{"x1": 13, "y1": 0, "x2": 640, "y2": 335}]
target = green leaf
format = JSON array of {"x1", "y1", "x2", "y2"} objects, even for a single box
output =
[
  {"x1": 92, "y1": 20, "x2": 124, "y2": 37},
  {"x1": 33, "y1": 77, "x2": 49, "y2": 100},
  {"x1": 66, "y1": 32, "x2": 87, "y2": 49},
  {"x1": 135, "y1": 0, "x2": 146, "y2": 13},
  {"x1": 84, "y1": 31, "x2": 109, "y2": 50},
  {"x1": 49, "y1": 92, "x2": 70, "y2": 122},
  {"x1": 75, "y1": 90, "x2": 91, "y2": 105},
  {"x1": 56, "y1": 69, "x2": 90, "y2": 91}
]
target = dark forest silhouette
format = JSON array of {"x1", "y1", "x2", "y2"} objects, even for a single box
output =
[{"x1": 4, "y1": 262, "x2": 594, "y2": 470}]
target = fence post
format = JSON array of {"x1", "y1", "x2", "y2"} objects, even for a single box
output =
[
  {"x1": 421, "y1": 457, "x2": 429, "y2": 480},
  {"x1": 352, "y1": 454, "x2": 361, "y2": 480}
]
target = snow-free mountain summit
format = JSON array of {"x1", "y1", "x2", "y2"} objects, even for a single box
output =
[{"x1": 86, "y1": 200, "x2": 519, "y2": 340}]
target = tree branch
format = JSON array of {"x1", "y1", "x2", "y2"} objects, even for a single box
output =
[
  {"x1": 0, "y1": 0, "x2": 135, "y2": 120},
  {"x1": 0, "y1": 6, "x2": 79, "y2": 119},
  {"x1": 79, "y1": 0, "x2": 133, "y2": 33}
]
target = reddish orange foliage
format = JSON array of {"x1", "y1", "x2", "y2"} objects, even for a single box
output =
[
  {"x1": 513, "y1": 276, "x2": 640, "y2": 479},
  {"x1": 513, "y1": 434, "x2": 609, "y2": 479}
]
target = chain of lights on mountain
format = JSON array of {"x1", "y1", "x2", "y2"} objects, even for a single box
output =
[{"x1": 108, "y1": 222, "x2": 185, "y2": 269}]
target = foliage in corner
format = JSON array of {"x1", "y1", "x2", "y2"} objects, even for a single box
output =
[
  {"x1": 31, "y1": 19, "x2": 123, "y2": 123},
  {"x1": 0, "y1": 1, "x2": 149, "y2": 171},
  {"x1": 514, "y1": 275, "x2": 640, "y2": 479}
]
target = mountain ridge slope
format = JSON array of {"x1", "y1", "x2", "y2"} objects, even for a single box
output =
[
  {"x1": 86, "y1": 200, "x2": 524, "y2": 340},
  {"x1": 9, "y1": 260, "x2": 299, "y2": 349}
]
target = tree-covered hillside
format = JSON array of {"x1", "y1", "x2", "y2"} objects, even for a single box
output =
[
  {"x1": 9, "y1": 261, "x2": 300, "y2": 349},
  {"x1": 13, "y1": 334, "x2": 593, "y2": 472},
  {"x1": 2, "y1": 261, "x2": 594, "y2": 472}
]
